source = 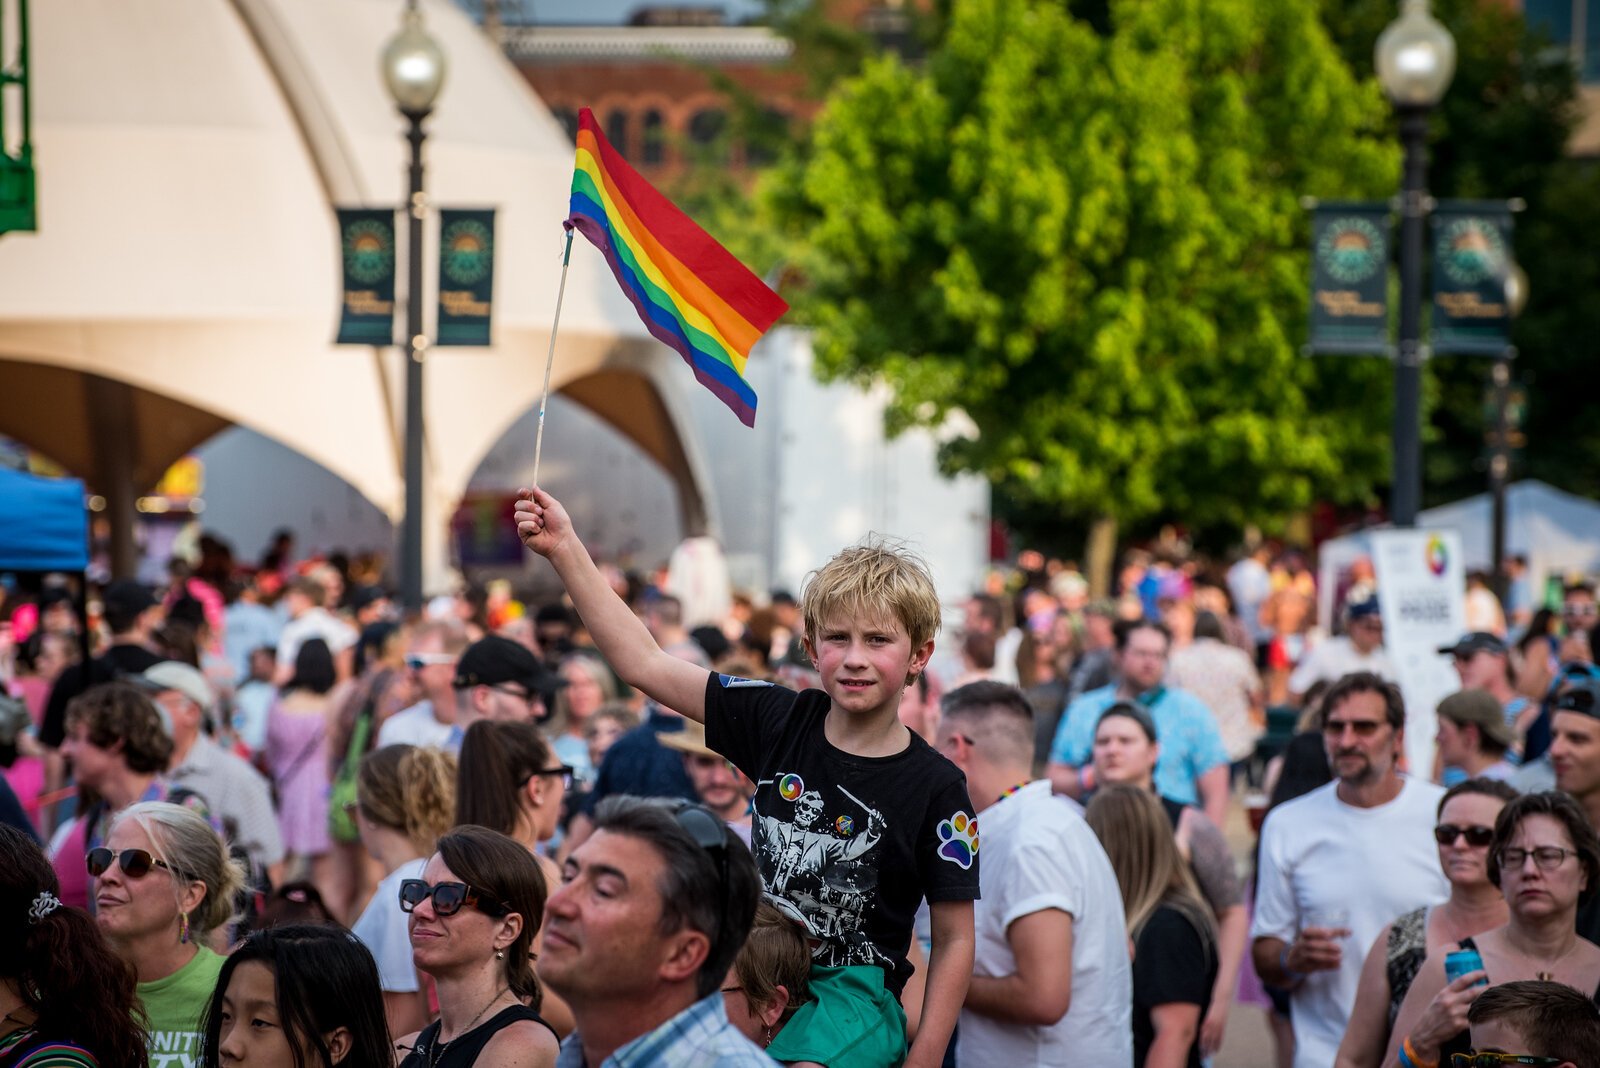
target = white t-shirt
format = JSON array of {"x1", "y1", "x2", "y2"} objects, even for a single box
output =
[
  {"x1": 351, "y1": 858, "x2": 427, "y2": 993},
  {"x1": 958, "y1": 780, "x2": 1133, "y2": 1068},
  {"x1": 276, "y1": 608, "x2": 358, "y2": 670},
  {"x1": 1251, "y1": 777, "x2": 1447, "y2": 1068},
  {"x1": 375, "y1": 701, "x2": 455, "y2": 750},
  {"x1": 1287, "y1": 636, "x2": 1395, "y2": 696}
]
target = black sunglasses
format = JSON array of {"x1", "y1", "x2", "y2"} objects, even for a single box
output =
[
  {"x1": 1451, "y1": 1054, "x2": 1562, "y2": 1067},
  {"x1": 1434, "y1": 824, "x2": 1496, "y2": 848},
  {"x1": 398, "y1": 879, "x2": 510, "y2": 918},
  {"x1": 673, "y1": 802, "x2": 731, "y2": 910},
  {"x1": 517, "y1": 764, "x2": 576, "y2": 791},
  {"x1": 87, "y1": 847, "x2": 177, "y2": 880},
  {"x1": 1323, "y1": 718, "x2": 1384, "y2": 737}
]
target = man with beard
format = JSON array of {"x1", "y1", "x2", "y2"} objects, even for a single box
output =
[
  {"x1": 1250, "y1": 672, "x2": 1446, "y2": 1068},
  {"x1": 661, "y1": 719, "x2": 755, "y2": 845}
]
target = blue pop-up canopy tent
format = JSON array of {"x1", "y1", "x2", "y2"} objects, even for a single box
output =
[{"x1": 0, "y1": 467, "x2": 90, "y2": 572}]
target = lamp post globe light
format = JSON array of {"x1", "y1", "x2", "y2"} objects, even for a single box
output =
[
  {"x1": 1375, "y1": 0, "x2": 1455, "y2": 529},
  {"x1": 381, "y1": 1, "x2": 446, "y2": 613}
]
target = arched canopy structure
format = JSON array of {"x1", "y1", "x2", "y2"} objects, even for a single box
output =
[{"x1": 0, "y1": 0, "x2": 718, "y2": 589}]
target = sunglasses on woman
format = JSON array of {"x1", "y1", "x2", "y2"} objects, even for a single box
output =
[
  {"x1": 1434, "y1": 824, "x2": 1496, "y2": 848},
  {"x1": 86, "y1": 847, "x2": 176, "y2": 880},
  {"x1": 397, "y1": 879, "x2": 510, "y2": 918}
]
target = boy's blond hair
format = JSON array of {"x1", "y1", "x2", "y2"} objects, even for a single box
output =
[{"x1": 801, "y1": 538, "x2": 942, "y2": 649}]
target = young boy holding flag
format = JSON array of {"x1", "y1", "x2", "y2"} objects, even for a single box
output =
[{"x1": 515, "y1": 487, "x2": 977, "y2": 1068}]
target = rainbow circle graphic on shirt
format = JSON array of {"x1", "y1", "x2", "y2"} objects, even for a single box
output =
[
  {"x1": 1425, "y1": 535, "x2": 1448, "y2": 577},
  {"x1": 835, "y1": 815, "x2": 854, "y2": 836},
  {"x1": 778, "y1": 774, "x2": 804, "y2": 801}
]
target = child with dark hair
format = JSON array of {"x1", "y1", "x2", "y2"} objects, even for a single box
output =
[
  {"x1": 0, "y1": 824, "x2": 147, "y2": 1068},
  {"x1": 201, "y1": 924, "x2": 393, "y2": 1068}
]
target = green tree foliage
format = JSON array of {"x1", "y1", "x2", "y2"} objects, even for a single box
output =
[
  {"x1": 1321, "y1": 0, "x2": 1599, "y2": 505},
  {"x1": 761, "y1": 0, "x2": 1402, "y2": 548}
]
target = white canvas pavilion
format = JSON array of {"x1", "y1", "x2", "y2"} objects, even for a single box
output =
[{"x1": 0, "y1": 0, "x2": 719, "y2": 590}]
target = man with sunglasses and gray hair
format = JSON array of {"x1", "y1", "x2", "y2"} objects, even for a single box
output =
[
  {"x1": 538, "y1": 796, "x2": 774, "y2": 1066},
  {"x1": 1251, "y1": 671, "x2": 1446, "y2": 1068}
]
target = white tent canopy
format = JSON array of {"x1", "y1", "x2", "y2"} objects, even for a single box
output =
[
  {"x1": 1318, "y1": 480, "x2": 1600, "y2": 628},
  {"x1": 0, "y1": 0, "x2": 716, "y2": 591}
]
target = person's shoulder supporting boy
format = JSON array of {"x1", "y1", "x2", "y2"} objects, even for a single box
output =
[{"x1": 703, "y1": 672, "x2": 979, "y2": 995}]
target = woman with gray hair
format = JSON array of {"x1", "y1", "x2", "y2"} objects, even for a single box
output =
[{"x1": 93, "y1": 800, "x2": 247, "y2": 1068}]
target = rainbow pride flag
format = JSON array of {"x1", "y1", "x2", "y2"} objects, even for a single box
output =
[{"x1": 565, "y1": 107, "x2": 788, "y2": 427}]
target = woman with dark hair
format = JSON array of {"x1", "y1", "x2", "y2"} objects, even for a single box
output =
[
  {"x1": 267, "y1": 639, "x2": 341, "y2": 907},
  {"x1": 1088, "y1": 785, "x2": 1219, "y2": 1068},
  {"x1": 1386, "y1": 791, "x2": 1600, "y2": 1068},
  {"x1": 721, "y1": 899, "x2": 814, "y2": 1052},
  {"x1": 200, "y1": 924, "x2": 391, "y2": 1068},
  {"x1": 396, "y1": 826, "x2": 559, "y2": 1067},
  {"x1": 1335, "y1": 777, "x2": 1518, "y2": 1068},
  {"x1": 352, "y1": 744, "x2": 457, "y2": 1037},
  {"x1": 453, "y1": 723, "x2": 573, "y2": 1036},
  {"x1": 0, "y1": 824, "x2": 146, "y2": 1068}
]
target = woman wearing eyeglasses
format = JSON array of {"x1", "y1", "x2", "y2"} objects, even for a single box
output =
[
  {"x1": 350, "y1": 744, "x2": 457, "y2": 1039},
  {"x1": 395, "y1": 826, "x2": 558, "y2": 1068},
  {"x1": 455, "y1": 720, "x2": 575, "y2": 1037},
  {"x1": 1386, "y1": 792, "x2": 1600, "y2": 1068},
  {"x1": 1336, "y1": 779, "x2": 1518, "y2": 1068},
  {"x1": 93, "y1": 800, "x2": 247, "y2": 1068},
  {"x1": 1, "y1": 824, "x2": 147, "y2": 1068}
]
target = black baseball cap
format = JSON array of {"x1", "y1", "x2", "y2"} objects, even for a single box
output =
[
  {"x1": 103, "y1": 579, "x2": 157, "y2": 618},
  {"x1": 1437, "y1": 632, "x2": 1509, "y2": 659},
  {"x1": 453, "y1": 636, "x2": 566, "y2": 699},
  {"x1": 1554, "y1": 678, "x2": 1600, "y2": 720}
]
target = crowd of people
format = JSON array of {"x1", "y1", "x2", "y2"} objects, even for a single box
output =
[{"x1": 3, "y1": 509, "x2": 1600, "y2": 1068}]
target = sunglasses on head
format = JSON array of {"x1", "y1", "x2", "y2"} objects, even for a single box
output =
[
  {"x1": 86, "y1": 847, "x2": 176, "y2": 880},
  {"x1": 1451, "y1": 1054, "x2": 1562, "y2": 1067},
  {"x1": 1434, "y1": 824, "x2": 1496, "y2": 848},
  {"x1": 397, "y1": 879, "x2": 510, "y2": 918},
  {"x1": 673, "y1": 802, "x2": 731, "y2": 908}
]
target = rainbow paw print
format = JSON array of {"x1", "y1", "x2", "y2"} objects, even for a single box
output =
[{"x1": 936, "y1": 812, "x2": 979, "y2": 870}]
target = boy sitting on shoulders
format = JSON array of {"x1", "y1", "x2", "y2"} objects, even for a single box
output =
[{"x1": 515, "y1": 487, "x2": 977, "y2": 1068}]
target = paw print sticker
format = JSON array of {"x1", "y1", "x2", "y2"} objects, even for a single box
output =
[{"x1": 936, "y1": 811, "x2": 979, "y2": 870}]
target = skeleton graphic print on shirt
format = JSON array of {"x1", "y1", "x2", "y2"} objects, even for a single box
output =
[
  {"x1": 704, "y1": 674, "x2": 981, "y2": 993},
  {"x1": 753, "y1": 776, "x2": 888, "y2": 968}
]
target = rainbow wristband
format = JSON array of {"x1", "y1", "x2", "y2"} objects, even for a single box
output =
[{"x1": 1403, "y1": 1037, "x2": 1438, "y2": 1068}]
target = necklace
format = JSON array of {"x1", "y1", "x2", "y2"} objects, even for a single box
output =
[
  {"x1": 998, "y1": 780, "x2": 1034, "y2": 802},
  {"x1": 429, "y1": 986, "x2": 510, "y2": 1067},
  {"x1": 1507, "y1": 934, "x2": 1580, "y2": 983}
]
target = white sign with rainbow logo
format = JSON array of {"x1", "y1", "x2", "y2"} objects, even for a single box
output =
[{"x1": 1373, "y1": 529, "x2": 1468, "y2": 777}]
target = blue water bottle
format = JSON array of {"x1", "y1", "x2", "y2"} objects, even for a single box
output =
[{"x1": 1444, "y1": 947, "x2": 1488, "y2": 988}]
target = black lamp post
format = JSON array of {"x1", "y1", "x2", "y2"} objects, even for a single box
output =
[
  {"x1": 1375, "y1": 0, "x2": 1455, "y2": 528},
  {"x1": 1490, "y1": 263, "x2": 1529, "y2": 602},
  {"x1": 381, "y1": 2, "x2": 446, "y2": 613}
]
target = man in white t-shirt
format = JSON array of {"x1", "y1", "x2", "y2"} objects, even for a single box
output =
[
  {"x1": 375, "y1": 621, "x2": 469, "y2": 750},
  {"x1": 1288, "y1": 596, "x2": 1395, "y2": 701},
  {"x1": 1252, "y1": 671, "x2": 1447, "y2": 1068},
  {"x1": 937, "y1": 681, "x2": 1133, "y2": 1068},
  {"x1": 273, "y1": 576, "x2": 358, "y2": 684}
]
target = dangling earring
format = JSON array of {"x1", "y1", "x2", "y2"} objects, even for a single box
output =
[
  {"x1": 495, "y1": 948, "x2": 505, "y2": 960},
  {"x1": 763, "y1": 1025, "x2": 772, "y2": 1047},
  {"x1": 178, "y1": 912, "x2": 190, "y2": 945}
]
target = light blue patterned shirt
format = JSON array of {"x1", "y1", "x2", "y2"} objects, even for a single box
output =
[
  {"x1": 1048, "y1": 684, "x2": 1230, "y2": 805},
  {"x1": 555, "y1": 993, "x2": 778, "y2": 1068}
]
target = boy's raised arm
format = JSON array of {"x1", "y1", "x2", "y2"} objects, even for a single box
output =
[{"x1": 514, "y1": 486, "x2": 709, "y2": 723}]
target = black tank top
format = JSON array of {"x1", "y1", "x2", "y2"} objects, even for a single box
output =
[
  {"x1": 1437, "y1": 937, "x2": 1600, "y2": 1062},
  {"x1": 399, "y1": 1005, "x2": 556, "y2": 1068}
]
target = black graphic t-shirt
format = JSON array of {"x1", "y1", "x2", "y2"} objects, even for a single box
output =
[{"x1": 704, "y1": 674, "x2": 980, "y2": 995}]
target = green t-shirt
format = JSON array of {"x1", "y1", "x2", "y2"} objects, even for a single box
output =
[{"x1": 138, "y1": 946, "x2": 223, "y2": 1068}]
